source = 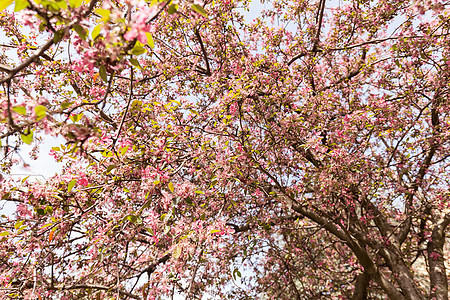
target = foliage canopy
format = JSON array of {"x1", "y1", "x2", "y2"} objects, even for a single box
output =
[{"x1": 0, "y1": 0, "x2": 450, "y2": 299}]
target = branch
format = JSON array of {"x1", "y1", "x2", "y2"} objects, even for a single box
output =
[
  {"x1": 319, "y1": 48, "x2": 367, "y2": 91},
  {"x1": 111, "y1": 63, "x2": 134, "y2": 149},
  {"x1": 251, "y1": 160, "x2": 405, "y2": 299},
  {"x1": 291, "y1": 141, "x2": 323, "y2": 168},
  {"x1": 226, "y1": 215, "x2": 303, "y2": 233},
  {"x1": 0, "y1": 0, "x2": 99, "y2": 85},
  {"x1": 56, "y1": 284, "x2": 140, "y2": 300},
  {"x1": 314, "y1": 0, "x2": 326, "y2": 49},
  {"x1": 140, "y1": 253, "x2": 170, "y2": 276},
  {"x1": 194, "y1": 28, "x2": 211, "y2": 76},
  {"x1": 427, "y1": 213, "x2": 450, "y2": 300},
  {"x1": 186, "y1": 248, "x2": 203, "y2": 299},
  {"x1": 397, "y1": 92, "x2": 441, "y2": 244},
  {"x1": 287, "y1": 33, "x2": 450, "y2": 66},
  {"x1": 351, "y1": 271, "x2": 369, "y2": 300}
]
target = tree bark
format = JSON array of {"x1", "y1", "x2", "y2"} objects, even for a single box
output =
[
  {"x1": 427, "y1": 215, "x2": 450, "y2": 300},
  {"x1": 352, "y1": 271, "x2": 370, "y2": 300}
]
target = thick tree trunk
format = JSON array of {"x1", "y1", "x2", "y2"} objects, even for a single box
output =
[
  {"x1": 352, "y1": 271, "x2": 369, "y2": 300},
  {"x1": 427, "y1": 215, "x2": 450, "y2": 300}
]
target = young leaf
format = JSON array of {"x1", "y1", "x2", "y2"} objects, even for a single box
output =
[
  {"x1": 14, "y1": 0, "x2": 29, "y2": 11},
  {"x1": 120, "y1": 145, "x2": 129, "y2": 156},
  {"x1": 106, "y1": 165, "x2": 116, "y2": 173},
  {"x1": 35, "y1": 105, "x2": 47, "y2": 120},
  {"x1": 95, "y1": 8, "x2": 111, "y2": 21},
  {"x1": 21, "y1": 131, "x2": 34, "y2": 145},
  {"x1": 145, "y1": 32, "x2": 154, "y2": 49},
  {"x1": 13, "y1": 106, "x2": 27, "y2": 115},
  {"x1": 131, "y1": 44, "x2": 146, "y2": 56},
  {"x1": 36, "y1": 208, "x2": 46, "y2": 215},
  {"x1": 125, "y1": 215, "x2": 138, "y2": 224},
  {"x1": 191, "y1": 4, "x2": 207, "y2": 17},
  {"x1": 67, "y1": 179, "x2": 77, "y2": 192},
  {"x1": 233, "y1": 268, "x2": 242, "y2": 280},
  {"x1": 0, "y1": 0, "x2": 14, "y2": 11},
  {"x1": 53, "y1": 29, "x2": 65, "y2": 43},
  {"x1": 69, "y1": 0, "x2": 83, "y2": 8},
  {"x1": 168, "y1": 182, "x2": 174, "y2": 193},
  {"x1": 91, "y1": 24, "x2": 102, "y2": 40},
  {"x1": 61, "y1": 101, "x2": 74, "y2": 109},
  {"x1": 55, "y1": 0, "x2": 67, "y2": 9},
  {"x1": 129, "y1": 58, "x2": 142, "y2": 70},
  {"x1": 14, "y1": 220, "x2": 24, "y2": 230},
  {"x1": 168, "y1": 3, "x2": 178, "y2": 15},
  {"x1": 73, "y1": 24, "x2": 87, "y2": 40},
  {"x1": 172, "y1": 246, "x2": 182, "y2": 259},
  {"x1": 99, "y1": 65, "x2": 107, "y2": 82},
  {"x1": 0, "y1": 231, "x2": 10, "y2": 237}
]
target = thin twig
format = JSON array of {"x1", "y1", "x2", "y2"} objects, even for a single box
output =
[
  {"x1": 287, "y1": 33, "x2": 450, "y2": 66},
  {"x1": 111, "y1": 63, "x2": 134, "y2": 149},
  {"x1": 0, "y1": 0, "x2": 99, "y2": 84}
]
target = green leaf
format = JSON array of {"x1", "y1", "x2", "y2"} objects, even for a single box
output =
[
  {"x1": 125, "y1": 214, "x2": 138, "y2": 223},
  {"x1": 191, "y1": 4, "x2": 207, "y2": 17},
  {"x1": 210, "y1": 229, "x2": 221, "y2": 234},
  {"x1": 13, "y1": 106, "x2": 26, "y2": 115},
  {"x1": 106, "y1": 165, "x2": 116, "y2": 173},
  {"x1": 99, "y1": 65, "x2": 107, "y2": 82},
  {"x1": 61, "y1": 101, "x2": 74, "y2": 109},
  {"x1": 91, "y1": 24, "x2": 102, "y2": 40},
  {"x1": 145, "y1": 32, "x2": 154, "y2": 49},
  {"x1": 0, "y1": 0, "x2": 14, "y2": 11},
  {"x1": 0, "y1": 231, "x2": 10, "y2": 237},
  {"x1": 168, "y1": 3, "x2": 178, "y2": 14},
  {"x1": 168, "y1": 182, "x2": 174, "y2": 193},
  {"x1": 67, "y1": 179, "x2": 77, "y2": 192},
  {"x1": 21, "y1": 131, "x2": 33, "y2": 145},
  {"x1": 70, "y1": 112, "x2": 83, "y2": 122},
  {"x1": 194, "y1": 190, "x2": 204, "y2": 194},
  {"x1": 120, "y1": 145, "x2": 129, "y2": 156},
  {"x1": 53, "y1": 29, "x2": 65, "y2": 43},
  {"x1": 172, "y1": 245, "x2": 182, "y2": 259},
  {"x1": 14, "y1": 0, "x2": 29, "y2": 11},
  {"x1": 14, "y1": 220, "x2": 24, "y2": 230},
  {"x1": 45, "y1": 205, "x2": 53, "y2": 214},
  {"x1": 73, "y1": 24, "x2": 87, "y2": 40},
  {"x1": 129, "y1": 58, "x2": 142, "y2": 70},
  {"x1": 101, "y1": 149, "x2": 113, "y2": 157},
  {"x1": 55, "y1": 0, "x2": 67, "y2": 9},
  {"x1": 69, "y1": 0, "x2": 82, "y2": 8},
  {"x1": 233, "y1": 268, "x2": 242, "y2": 280},
  {"x1": 95, "y1": 8, "x2": 110, "y2": 21},
  {"x1": 39, "y1": 21, "x2": 47, "y2": 32},
  {"x1": 34, "y1": 105, "x2": 46, "y2": 120},
  {"x1": 131, "y1": 44, "x2": 146, "y2": 56},
  {"x1": 210, "y1": 178, "x2": 218, "y2": 188},
  {"x1": 41, "y1": 223, "x2": 53, "y2": 229},
  {"x1": 36, "y1": 208, "x2": 46, "y2": 215}
]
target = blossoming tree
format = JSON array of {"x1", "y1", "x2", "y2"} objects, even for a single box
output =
[{"x1": 0, "y1": 0, "x2": 449, "y2": 298}]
